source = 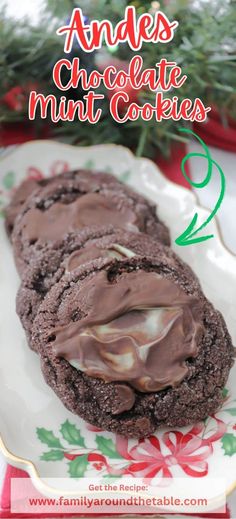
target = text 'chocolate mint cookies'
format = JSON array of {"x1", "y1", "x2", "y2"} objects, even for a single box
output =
[
  {"x1": 16, "y1": 227, "x2": 185, "y2": 348},
  {"x1": 32, "y1": 254, "x2": 234, "y2": 438},
  {"x1": 11, "y1": 169, "x2": 170, "y2": 274}
]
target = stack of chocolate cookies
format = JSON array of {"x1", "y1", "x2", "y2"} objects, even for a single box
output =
[{"x1": 5, "y1": 169, "x2": 234, "y2": 438}]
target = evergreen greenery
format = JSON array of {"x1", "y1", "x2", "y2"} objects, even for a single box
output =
[{"x1": 1, "y1": 0, "x2": 236, "y2": 157}]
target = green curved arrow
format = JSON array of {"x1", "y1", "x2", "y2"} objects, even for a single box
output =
[{"x1": 175, "y1": 128, "x2": 226, "y2": 247}]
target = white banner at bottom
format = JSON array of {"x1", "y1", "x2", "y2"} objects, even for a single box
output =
[{"x1": 11, "y1": 477, "x2": 226, "y2": 514}]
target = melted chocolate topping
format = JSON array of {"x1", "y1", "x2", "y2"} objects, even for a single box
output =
[
  {"x1": 52, "y1": 270, "x2": 203, "y2": 398},
  {"x1": 22, "y1": 193, "x2": 138, "y2": 242},
  {"x1": 66, "y1": 243, "x2": 136, "y2": 272},
  {"x1": 110, "y1": 385, "x2": 136, "y2": 415}
]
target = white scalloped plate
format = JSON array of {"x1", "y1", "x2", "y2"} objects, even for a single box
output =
[{"x1": 0, "y1": 141, "x2": 236, "y2": 501}]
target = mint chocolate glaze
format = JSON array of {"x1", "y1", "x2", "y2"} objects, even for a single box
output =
[
  {"x1": 22, "y1": 193, "x2": 138, "y2": 241},
  {"x1": 52, "y1": 270, "x2": 203, "y2": 394},
  {"x1": 66, "y1": 243, "x2": 136, "y2": 272}
]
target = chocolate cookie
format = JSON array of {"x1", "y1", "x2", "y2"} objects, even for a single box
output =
[
  {"x1": 4, "y1": 177, "x2": 49, "y2": 237},
  {"x1": 16, "y1": 227, "x2": 195, "y2": 348},
  {"x1": 5, "y1": 172, "x2": 81, "y2": 237},
  {"x1": 11, "y1": 169, "x2": 170, "y2": 275},
  {"x1": 31, "y1": 253, "x2": 234, "y2": 438}
]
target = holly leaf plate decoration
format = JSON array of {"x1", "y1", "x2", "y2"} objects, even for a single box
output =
[
  {"x1": 60, "y1": 420, "x2": 86, "y2": 447},
  {"x1": 221, "y1": 433, "x2": 236, "y2": 457},
  {"x1": 36, "y1": 427, "x2": 63, "y2": 449}
]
